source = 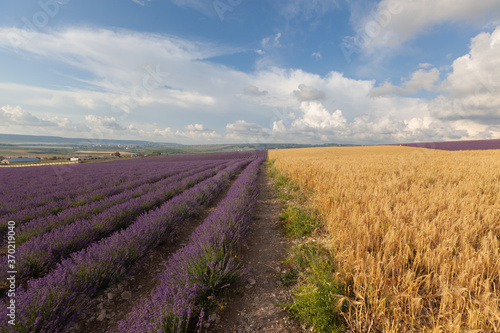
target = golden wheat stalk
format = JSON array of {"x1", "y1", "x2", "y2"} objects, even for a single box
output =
[{"x1": 270, "y1": 146, "x2": 500, "y2": 332}]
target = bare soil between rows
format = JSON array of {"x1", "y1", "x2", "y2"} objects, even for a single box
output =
[
  {"x1": 209, "y1": 164, "x2": 302, "y2": 332},
  {"x1": 68, "y1": 163, "x2": 301, "y2": 332},
  {"x1": 69, "y1": 170, "x2": 243, "y2": 333}
]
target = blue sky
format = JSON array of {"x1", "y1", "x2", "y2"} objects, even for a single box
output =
[{"x1": 0, "y1": 0, "x2": 499, "y2": 144}]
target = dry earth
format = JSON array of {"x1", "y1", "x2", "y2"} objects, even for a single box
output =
[{"x1": 210, "y1": 164, "x2": 302, "y2": 333}]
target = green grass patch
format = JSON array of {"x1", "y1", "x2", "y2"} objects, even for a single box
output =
[
  {"x1": 285, "y1": 242, "x2": 346, "y2": 332},
  {"x1": 267, "y1": 159, "x2": 296, "y2": 201},
  {"x1": 278, "y1": 268, "x2": 299, "y2": 287},
  {"x1": 268, "y1": 160, "x2": 347, "y2": 332},
  {"x1": 279, "y1": 206, "x2": 321, "y2": 238}
]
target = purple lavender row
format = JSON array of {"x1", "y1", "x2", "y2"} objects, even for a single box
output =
[
  {"x1": 0, "y1": 161, "x2": 225, "y2": 238},
  {"x1": 1, "y1": 161, "x2": 183, "y2": 220},
  {"x1": 0, "y1": 153, "x2": 264, "y2": 221},
  {"x1": 0, "y1": 160, "x2": 250, "y2": 332},
  {"x1": 0, "y1": 152, "x2": 263, "y2": 215},
  {"x1": 0, "y1": 161, "x2": 145, "y2": 211},
  {"x1": 0, "y1": 160, "x2": 232, "y2": 280},
  {"x1": 7, "y1": 161, "x2": 226, "y2": 244},
  {"x1": 0, "y1": 165, "x2": 145, "y2": 217},
  {"x1": 0, "y1": 162, "x2": 234, "y2": 284},
  {"x1": 394, "y1": 139, "x2": 500, "y2": 151},
  {"x1": 0, "y1": 152, "x2": 266, "y2": 227},
  {"x1": 118, "y1": 157, "x2": 264, "y2": 332},
  {"x1": 0, "y1": 157, "x2": 214, "y2": 215},
  {"x1": 2, "y1": 160, "x2": 223, "y2": 226},
  {"x1": 0, "y1": 160, "x2": 186, "y2": 217},
  {"x1": 0, "y1": 153, "x2": 265, "y2": 217}
]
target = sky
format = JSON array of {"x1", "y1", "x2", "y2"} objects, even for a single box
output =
[{"x1": 0, "y1": 0, "x2": 499, "y2": 145}]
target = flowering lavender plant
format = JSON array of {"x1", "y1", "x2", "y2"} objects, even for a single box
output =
[
  {"x1": 118, "y1": 156, "x2": 265, "y2": 332},
  {"x1": 0, "y1": 162, "x2": 232, "y2": 283},
  {"x1": 0, "y1": 158, "x2": 251, "y2": 332}
]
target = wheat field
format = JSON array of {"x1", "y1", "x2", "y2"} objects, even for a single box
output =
[{"x1": 269, "y1": 146, "x2": 500, "y2": 332}]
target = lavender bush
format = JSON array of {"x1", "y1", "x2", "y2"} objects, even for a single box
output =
[
  {"x1": 0, "y1": 151, "x2": 259, "y2": 217},
  {"x1": 118, "y1": 157, "x2": 265, "y2": 332},
  {"x1": 1, "y1": 160, "x2": 222, "y2": 226},
  {"x1": 0, "y1": 162, "x2": 232, "y2": 283},
  {"x1": 395, "y1": 139, "x2": 500, "y2": 151},
  {"x1": 11, "y1": 161, "x2": 225, "y2": 244},
  {"x1": 0, "y1": 159, "x2": 250, "y2": 332}
]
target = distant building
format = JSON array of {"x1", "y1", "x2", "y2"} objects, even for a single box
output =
[
  {"x1": 111, "y1": 152, "x2": 121, "y2": 157},
  {"x1": 70, "y1": 157, "x2": 80, "y2": 162},
  {"x1": 1, "y1": 158, "x2": 40, "y2": 164}
]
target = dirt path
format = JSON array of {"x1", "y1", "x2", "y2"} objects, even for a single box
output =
[{"x1": 210, "y1": 164, "x2": 302, "y2": 332}]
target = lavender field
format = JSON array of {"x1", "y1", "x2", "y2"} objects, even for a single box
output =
[
  {"x1": 398, "y1": 139, "x2": 500, "y2": 151},
  {"x1": 0, "y1": 151, "x2": 266, "y2": 332}
]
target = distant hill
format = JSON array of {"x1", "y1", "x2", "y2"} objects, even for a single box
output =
[
  {"x1": 395, "y1": 139, "x2": 500, "y2": 151},
  {"x1": 0, "y1": 134, "x2": 180, "y2": 146},
  {"x1": 0, "y1": 134, "x2": 355, "y2": 150},
  {"x1": 161, "y1": 142, "x2": 357, "y2": 154}
]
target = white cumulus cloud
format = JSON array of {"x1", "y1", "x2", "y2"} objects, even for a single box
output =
[
  {"x1": 432, "y1": 26, "x2": 500, "y2": 123},
  {"x1": 346, "y1": 0, "x2": 500, "y2": 57},
  {"x1": 370, "y1": 68, "x2": 440, "y2": 96}
]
